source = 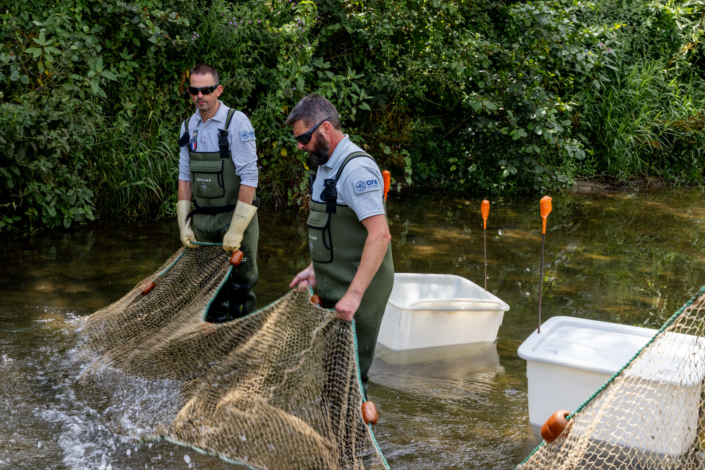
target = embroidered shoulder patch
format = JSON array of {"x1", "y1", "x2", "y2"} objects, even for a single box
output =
[
  {"x1": 240, "y1": 130, "x2": 256, "y2": 142},
  {"x1": 353, "y1": 177, "x2": 381, "y2": 195}
]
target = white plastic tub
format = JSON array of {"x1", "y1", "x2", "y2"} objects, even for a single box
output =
[
  {"x1": 376, "y1": 273, "x2": 509, "y2": 351},
  {"x1": 518, "y1": 316, "x2": 705, "y2": 457}
]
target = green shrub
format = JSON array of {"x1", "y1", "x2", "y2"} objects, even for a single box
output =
[{"x1": 1, "y1": 0, "x2": 704, "y2": 233}]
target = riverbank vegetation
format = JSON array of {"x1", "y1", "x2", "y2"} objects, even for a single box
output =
[{"x1": 1, "y1": 0, "x2": 704, "y2": 232}]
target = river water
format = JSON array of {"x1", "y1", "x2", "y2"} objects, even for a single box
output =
[{"x1": 1, "y1": 189, "x2": 704, "y2": 469}]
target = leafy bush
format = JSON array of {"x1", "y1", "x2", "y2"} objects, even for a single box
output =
[{"x1": 1, "y1": 0, "x2": 704, "y2": 233}]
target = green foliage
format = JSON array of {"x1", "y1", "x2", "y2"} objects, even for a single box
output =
[
  {"x1": 569, "y1": 0, "x2": 705, "y2": 183},
  {"x1": 579, "y1": 61, "x2": 705, "y2": 182},
  {"x1": 1, "y1": 0, "x2": 704, "y2": 233},
  {"x1": 0, "y1": 91, "x2": 98, "y2": 231}
]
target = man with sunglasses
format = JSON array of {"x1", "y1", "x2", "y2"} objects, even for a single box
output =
[
  {"x1": 176, "y1": 63, "x2": 260, "y2": 322},
  {"x1": 286, "y1": 94, "x2": 394, "y2": 390}
]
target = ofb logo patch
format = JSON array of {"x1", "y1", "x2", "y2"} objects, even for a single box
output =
[
  {"x1": 354, "y1": 178, "x2": 379, "y2": 194},
  {"x1": 201, "y1": 182, "x2": 208, "y2": 192},
  {"x1": 240, "y1": 130, "x2": 256, "y2": 141}
]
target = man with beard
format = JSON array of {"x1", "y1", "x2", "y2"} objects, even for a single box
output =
[
  {"x1": 176, "y1": 63, "x2": 260, "y2": 322},
  {"x1": 286, "y1": 94, "x2": 394, "y2": 390}
]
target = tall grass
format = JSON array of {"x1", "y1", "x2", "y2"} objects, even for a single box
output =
[
  {"x1": 579, "y1": 61, "x2": 705, "y2": 183},
  {"x1": 91, "y1": 116, "x2": 178, "y2": 219}
]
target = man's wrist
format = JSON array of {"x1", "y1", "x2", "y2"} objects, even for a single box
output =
[{"x1": 347, "y1": 285, "x2": 365, "y2": 299}]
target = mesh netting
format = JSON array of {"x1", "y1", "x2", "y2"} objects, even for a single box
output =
[
  {"x1": 518, "y1": 287, "x2": 705, "y2": 470},
  {"x1": 72, "y1": 245, "x2": 388, "y2": 470}
]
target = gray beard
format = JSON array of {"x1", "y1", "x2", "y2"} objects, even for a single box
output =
[
  {"x1": 308, "y1": 134, "x2": 330, "y2": 165},
  {"x1": 310, "y1": 150, "x2": 329, "y2": 166}
]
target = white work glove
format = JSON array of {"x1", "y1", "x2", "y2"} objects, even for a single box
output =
[
  {"x1": 177, "y1": 200, "x2": 198, "y2": 248},
  {"x1": 223, "y1": 200, "x2": 257, "y2": 253}
]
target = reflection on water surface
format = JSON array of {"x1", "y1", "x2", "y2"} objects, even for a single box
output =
[{"x1": 0, "y1": 189, "x2": 704, "y2": 469}]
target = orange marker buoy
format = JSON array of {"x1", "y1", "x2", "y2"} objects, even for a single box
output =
[
  {"x1": 538, "y1": 196, "x2": 552, "y2": 333},
  {"x1": 541, "y1": 410, "x2": 570, "y2": 443},
  {"x1": 481, "y1": 199, "x2": 490, "y2": 290},
  {"x1": 481, "y1": 199, "x2": 490, "y2": 230},
  {"x1": 229, "y1": 250, "x2": 244, "y2": 266},
  {"x1": 362, "y1": 401, "x2": 378, "y2": 425},
  {"x1": 540, "y1": 196, "x2": 553, "y2": 234},
  {"x1": 141, "y1": 281, "x2": 156, "y2": 295},
  {"x1": 382, "y1": 170, "x2": 391, "y2": 202},
  {"x1": 311, "y1": 295, "x2": 322, "y2": 306}
]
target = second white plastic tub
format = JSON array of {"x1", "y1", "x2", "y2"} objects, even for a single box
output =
[
  {"x1": 518, "y1": 316, "x2": 705, "y2": 457},
  {"x1": 518, "y1": 316, "x2": 657, "y2": 430},
  {"x1": 376, "y1": 273, "x2": 510, "y2": 351}
]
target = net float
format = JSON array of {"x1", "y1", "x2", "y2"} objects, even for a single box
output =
[
  {"x1": 541, "y1": 409, "x2": 570, "y2": 443},
  {"x1": 141, "y1": 281, "x2": 156, "y2": 295},
  {"x1": 310, "y1": 295, "x2": 322, "y2": 306},
  {"x1": 362, "y1": 401, "x2": 378, "y2": 425},
  {"x1": 230, "y1": 250, "x2": 244, "y2": 266},
  {"x1": 199, "y1": 322, "x2": 218, "y2": 334}
]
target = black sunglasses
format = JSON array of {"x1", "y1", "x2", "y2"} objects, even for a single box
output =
[
  {"x1": 295, "y1": 117, "x2": 331, "y2": 145},
  {"x1": 188, "y1": 84, "x2": 220, "y2": 96}
]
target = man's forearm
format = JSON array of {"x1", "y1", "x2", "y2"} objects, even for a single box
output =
[
  {"x1": 348, "y1": 225, "x2": 391, "y2": 298},
  {"x1": 238, "y1": 185, "x2": 256, "y2": 205},
  {"x1": 178, "y1": 180, "x2": 192, "y2": 201}
]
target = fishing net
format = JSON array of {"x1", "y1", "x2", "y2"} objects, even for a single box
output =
[
  {"x1": 518, "y1": 287, "x2": 705, "y2": 470},
  {"x1": 72, "y1": 245, "x2": 388, "y2": 470}
]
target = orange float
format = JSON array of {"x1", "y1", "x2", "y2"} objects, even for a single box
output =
[
  {"x1": 141, "y1": 281, "x2": 156, "y2": 295},
  {"x1": 541, "y1": 410, "x2": 570, "y2": 443},
  {"x1": 361, "y1": 401, "x2": 378, "y2": 425},
  {"x1": 199, "y1": 322, "x2": 218, "y2": 334},
  {"x1": 229, "y1": 250, "x2": 244, "y2": 266},
  {"x1": 310, "y1": 295, "x2": 322, "y2": 306}
]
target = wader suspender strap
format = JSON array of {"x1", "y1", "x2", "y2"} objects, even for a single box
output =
[
  {"x1": 309, "y1": 167, "x2": 317, "y2": 195},
  {"x1": 177, "y1": 108, "x2": 236, "y2": 151},
  {"x1": 319, "y1": 151, "x2": 375, "y2": 214},
  {"x1": 218, "y1": 108, "x2": 236, "y2": 160},
  {"x1": 184, "y1": 108, "x2": 239, "y2": 222},
  {"x1": 178, "y1": 117, "x2": 190, "y2": 147},
  {"x1": 334, "y1": 152, "x2": 375, "y2": 182}
]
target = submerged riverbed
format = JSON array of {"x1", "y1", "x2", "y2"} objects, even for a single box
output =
[{"x1": 1, "y1": 189, "x2": 704, "y2": 469}]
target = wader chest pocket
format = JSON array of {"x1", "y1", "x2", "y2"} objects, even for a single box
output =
[
  {"x1": 190, "y1": 160, "x2": 225, "y2": 199},
  {"x1": 307, "y1": 210, "x2": 333, "y2": 264}
]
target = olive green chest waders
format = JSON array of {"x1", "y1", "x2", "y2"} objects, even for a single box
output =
[
  {"x1": 180, "y1": 108, "x2": 259, "y2": 321},
  {"x1": 307, "y1": 152, "x2": 394, "y2": 385}
]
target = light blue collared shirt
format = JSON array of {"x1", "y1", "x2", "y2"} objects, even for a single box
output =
[
  {"x1": 311, "y1": 135, "x2": 385, "y2": 221},
  {"x1": 178, "y1": 101, "x2": 258, "y2": 187}
]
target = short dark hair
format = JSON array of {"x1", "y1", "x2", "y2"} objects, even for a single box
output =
[
  {"x1": 285, "y1": 94, "x2": 342, "y2": 130},
  {"x1": 190, "y1": 64, "x2": 219, "y2": 83}
]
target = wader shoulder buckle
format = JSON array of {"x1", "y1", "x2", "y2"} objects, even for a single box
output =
[
  {"x1": 217, "y1": 129, "x2": 229, "y2": 159},
  {"x1": 322, "y1": 178, "x2": 337, "y2": 214}
]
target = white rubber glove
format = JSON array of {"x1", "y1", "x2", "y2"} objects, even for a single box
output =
[
  {"x1": 177, "y1": 200, "x2": 198, "y2": 248},
  {"x1": 223, "y1": 200, "x2": 257, "y2": 253}
]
